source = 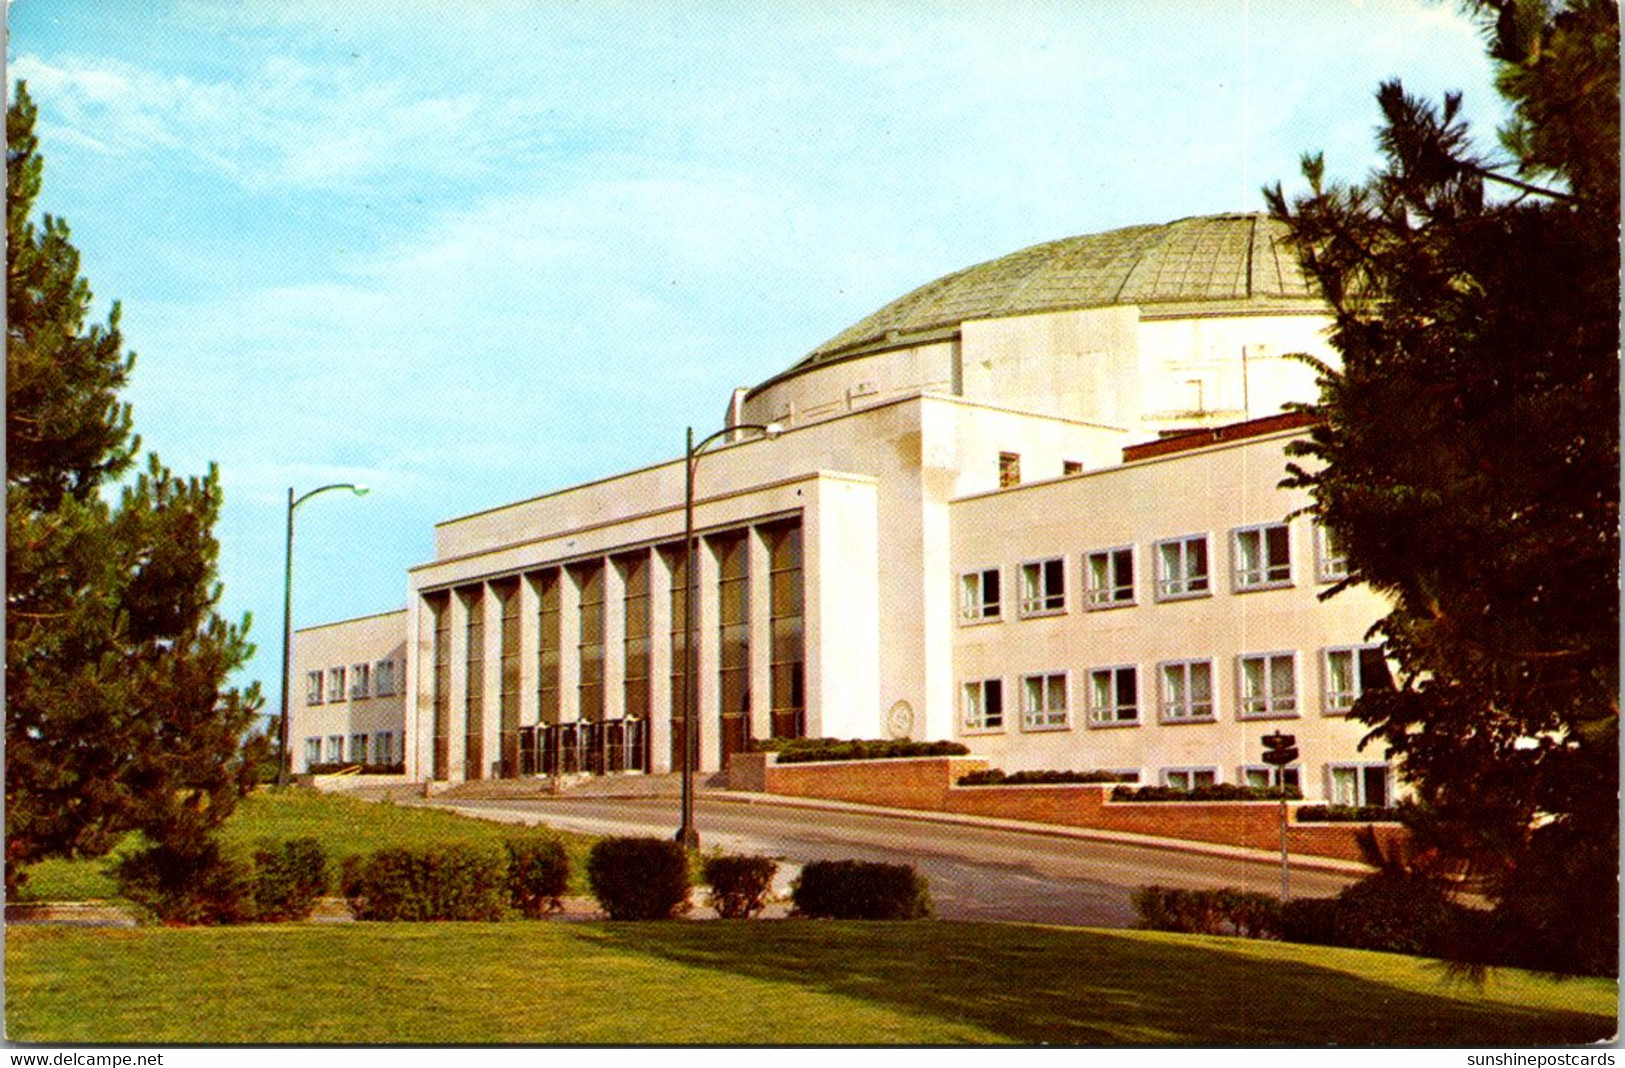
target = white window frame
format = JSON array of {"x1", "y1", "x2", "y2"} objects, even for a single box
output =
[
  {"x1": 959, "y1": 567, "x2": 1002, "y2": 624},
  {"x1": 1237, "y1": 651, "x2": 1298, "y2": 719},
  {"x1": 327, "y1": 734, "x2": 345, "y2": 763},
  {"x1": 1323, "y1": 644, "x2": 1393, "y2": 715},
  {"x1": 1085, "y1": 546, "x2": 1135, "y2": 609},
  {"x1": 1315, "y1": 523, "x2": 1350, "y2": 583},
  {"x1": 305, "y1": 670, "x2": 324, "y2": 706},
  {"x1": 1241, "y1": 764, "x2": 1301, "y2": 791},
  {"x1": 1020, "y1": 672, "x2": 1069, "y2": 731},
  {"x1": 1327, "y1": 763, "x2": 1393, "y2": 807},
  {"x1": 1154, "y1": 534, "x2": 1210, "y2": 600},
  {"x1": 350, "y1": 733, "x2": 369, "y2": 765},
  {"x1": 326, "y1": 666, "x2": 346, "y2": 703},
  {"x1": 1161, "y1": 767, "x2": 1219, "y2": 791},
  {"x1": 1018, "y1": 557, "x2": 1067, "y2": 617},
  {"x1": 375, "y1": 731, "x2": 395, "y2": 765},
  {"x1": 1232, "y1": 522, "x2": 1293, "y2": 592},
  {"x1": 1158, "y1": 658, "x2": 1215, "y2": 723},
  {"x1": 350, "y1": 663, "x2": 370, "y2": 700},
  {"x1": 374, "y1": 658, "x2": 397, "y2": 697},
  {"x1": 1087, "y1": 665, "x2": 1139, "y2": 727},
  {"x1": 961, "y1": 678, "x2": 1005, "y2": 733},
  {"x1": 304, "y1": 737, "x2": 322, "y2": 767}
]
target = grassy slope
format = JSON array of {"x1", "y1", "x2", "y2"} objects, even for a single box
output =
[{"x1": 6, "y1": 921, "x2": 1616, "y2": 1045}]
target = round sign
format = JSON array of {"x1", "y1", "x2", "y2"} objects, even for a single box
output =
[{"x1": 886, "y1": 700, "x2": 914, "y2": 739}]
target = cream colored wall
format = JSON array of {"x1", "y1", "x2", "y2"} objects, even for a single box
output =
[
  {"x1": 959, "y1": 306, "x2": 1141, "y2": 427},
  {"x1": 1136, "y1": 313, "x2": 1333, "y2": 431},
  {"x1": 949, "y1": 430, "x2": 1393, "y2": 801},
  {"x1": 739, "y1": 341, "x2": 957, "y2": 429},
  {"x1": 290, "y1": 610, "x2": 409, "y2": 773}
]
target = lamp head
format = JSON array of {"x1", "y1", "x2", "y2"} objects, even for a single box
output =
[
  {"x1": 352, "y1": 484, "x2": 371, "y2": 496},
  {"x1": 763, "y1": 423, "x2": 783, "y2": 439}
]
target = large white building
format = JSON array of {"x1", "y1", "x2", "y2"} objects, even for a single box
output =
[{"x1": 292, "y1": 212, "x2": 1398, "y2": 807}]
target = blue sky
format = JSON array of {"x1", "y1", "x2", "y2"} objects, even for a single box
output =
[{"x1": 8, "y1": 1, "x2": 1505, "y2": 716}]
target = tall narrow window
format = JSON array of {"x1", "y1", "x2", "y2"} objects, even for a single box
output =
[
  {"x1": 574, "y1": 562, "x2": 605, "y2": 724},
  {"x1": 497, "y1": 578, "x2": 521, "y2": 777},
  {"x1": 998, "y1": 451, "x2": 1021, "y2": 487},
  {"x1": 430, "y1": 592, "x2": 450, "y2": 780},
  {"x1": 620, "y1": 553, "x2": 651, "y2": 721},
  {"x1": 1233, "y1": 522, "x2": 1292, "y2": 591},
  {"x1": 463, "y1": 586, "x2": 485, "y2": 780},
  {"x1": 1155, "y1": 535, "x2": 1210, "y2": 599},
  {"x1": 1238, "y1": 652, "x2": 1297, "y2": 718},
  {"x1": 350, "y1": 734, "x2": 369, "y2": 765},
  {"x1": 373, "y1": 658, "x2": 397, "y2": 697},
  {"x1": 1315, "y1": 523, "x2": 1350, "y2": 583},
  {"x1": 306, "y1": 670, "x2": 324, "y2": 705},
  {"x1": 1085, "y1": 547, "x2": 1135, "y2": 608},
  {"x1": 959, "y1": 568, "x2": 1001, "y2": 622},
  {"x1": 1018, "y1": 558, "x2": 1066, "y2": 616},
  {"x1": 715, "y1": 531, "x2": 750, "y2": 759},
  {"x1": 535, "y1": 569, "x2": 560, "y2": 726},
  {"x1": 304, "y1": 737, "x2": 322, "y2": 768},
  {"x1": 765, "y1": 520, "x2": 805, "y2": 740},
  {"x1": 327, "y1": 666, "x2": 346, "y2": 703},
  {"x1": 1159, "y1": 659, "x2": 1214, "y2": 722},
  {"x1": 350, "y1": 663, "x2": 370, "y2": 700},
  {"x1": 663, "y1": 545, "x2": 689, "y2": 770}
]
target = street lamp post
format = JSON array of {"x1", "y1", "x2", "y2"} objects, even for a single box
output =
[
  {"x1": 676, "y1": 422, "x2": 781, "y2": 849},
  {"x1": 276, "y1": 482, "x2": 371, "y2": 787}
]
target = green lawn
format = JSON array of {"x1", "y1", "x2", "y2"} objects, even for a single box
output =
[
  {"x1": 10, "y1": 790, "x2": 601, "y2": 901},
  {"x1": 6, "y1": 921, "x2": 1615, "y2": 1045}
]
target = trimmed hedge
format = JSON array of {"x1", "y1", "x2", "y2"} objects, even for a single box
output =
[
  {"x1": 791, "y1": 859, "x2": 932, "y2": 919},
  {"x1": 958, "y1": 768, "x2": 1134, "y2": 786},
  {"x1": 343, "y1": 843, "x2": 508, "y2": 921},
  {"x1": 586, "y1": 837, "x2": 691, "y2": 920},
  {"x1": 1296, "y1": 804, "x2": 1403, "y2": 823},
  {"x1": 756, "y1": 738, "x2": 970, "y2": 764},
  {"x1": 1111, "y1": 783, "x2": 1303, "y2": 802},
  {"x1": 702, "y1": 854, "x2": 779, "y2": 919},
  {"x1": 252, "y1": 837, "x2": 329, "y2": 922},
  {"x1": 1132, "y1": 886, "x2": 1283, "y2": 938},
  {"x1": 505, "y1": 835, "x2": 570, "y2": 917}
]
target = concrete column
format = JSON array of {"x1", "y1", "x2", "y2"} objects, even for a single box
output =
[
  {"x1": 747, "y1": 524, "x2": 774, "y2": 742},
  {"x1": 648, "y1": 547, "x2": 674, "y2": 773},
  {"x1": 518, "y1": 573, "x2": 540, "y2": 728},
  {"x1": 558, "y1": 565, "x2": 581, "y2": 723},
  {"x1": 446, "y1": 588, "x2": 470, "y2": 783},
  {"x1": 696, "y1": 535, "x2": 721, "y2": 772},
  {"x1": 481, "y1": 583, "x2": 503, "y2": 779},
  {"x1": 407, "y1": 592, "x2": 432, "y2": 781},
  {"x1": 603, "y1": 556, "x2": 626, "y2": 722}
]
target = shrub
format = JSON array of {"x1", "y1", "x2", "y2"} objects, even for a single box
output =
[
  {"x1": 1295, "y1": 804, "x2": 1404, "y2": 822},
  {"x1": 1111, "y1": 783, "x2": 1303, "y2": 802},
  {"x1": 1279, "y1": 874, "x2": 1467, "y2": 958},
  {"x1": 791, "y1": 859, "x2": 932, "y2": 919},
  {"x1": 344, "y1": 844, "x2": 508, "y2": 921},
  {"x1": 1132, "y1": 886, "x2": 1282, "y2": 938},
  {"x1": 756, "y1": 738, "x2": 970, "y2": 764},
  {"x1": 252, "y1": 837, "x2": 329, "y2": 922},
  {"x1": 505, "y1": 834, "x2": 570, "y2": 917},
  {"x1": 1281, "y1": 895, "x2": 1342, "y2": 946},
  {"x1": 114, "y1": 840, "x2": 257, "y2": 925},
  {"x1": 586, "y1": 837, "x2": 691, "y2": 920},
  {"x1": 702, "y1": 854, "x2": 779, "y2": 919},
  {"x1": 958, "y1": 768, "x2": 1133, "y2": 786}
]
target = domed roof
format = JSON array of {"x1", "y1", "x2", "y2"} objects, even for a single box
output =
[{"x1": 793, "y1": 212, "x2": 1319, "y2": 371}]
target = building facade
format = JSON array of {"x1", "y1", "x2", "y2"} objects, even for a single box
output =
[{"x1": 290, "y1": 213, "x2": 1397, "y2": 805}]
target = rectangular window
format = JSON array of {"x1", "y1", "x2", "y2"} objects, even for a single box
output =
[
  {"x1": 326, "y1": 666, "x2": 346, "y2": 703},
  {"x1": 535, "y1": 569, "x2": 561, "y2": 727},
  {"x1": 429, "y1": 591, "x2": 451, "y2": 780},
  {"x1": 373, "y1": 658, "x2": 397, "y2": 698},
  {"x1": 305, "y1": 670, "x2": 324, "y2": 705},
  {"x1": 1233, "y1": 522, "x2": 1292, "y2": 591},
  {"x1": 350, "y1": 733, "x2": 369, "y2": 765},
  {"x1": 328, "y1": 735, "x2": 345, "y2": 763},
  {"x1": 621, "y1": 553, "x2": 652, "y2": 724},
  {"x1": 350, "y1": 663, "x2": 370, "y2": 700},
  {"x1": 575, "y1": 563, "x2": 604, "y2": 726},
  {"x1": 1242, "y1": 765, "x2": 1301, "y2": 791},
  {"x1": 715, "y1": 531, "x2": 751, "y2": 756},
  {"x1": 1085, "y1": 547, "x2": 1135, "y2": 608},
  {"x1": 1329, "y1": 763, "x2": 1392, "y2": 807},
  {"x1": 962, "y1": 678, "x2": 1004, "y2": 732},
  {"x1": 998, "y1": 451, "x2": 1021, "y2": 488},
  {"x1": 463, "y1": 585, "x2": 486, "y2": 781},
  {"x1": 1162, "y1": 767, "x2": 1218, "y2": 791},
  {"x1": 766, "y1": 520, "x2": 806, "y2": 740},
  {"x1": 1159, "y1": 659, "x2": 1214, "y2": 722},
  {"x1": 375, "y1": 731, "x2": 394, "y2": 765},
  {"x1": 1316, "y1": 523, "x2": 1350, "y2": 583},
  {"x1": 1155, "y1": 535, "x2": 1209, "y2": 599},
  {"x1": 1323, "y1": 645, "x2": 1394, "y2": 715},
  {"x1": 1020, "y1": 672, "x2": 1068, "y2": 730},
  {"x1": 1088, "y1": 665, "x2": 1139, "y2": 725},
  {"x1": 1238, "y1": 652, "x2": 1297, "y2": 718},
  {"x1": 1062, "y1": 459, "x2": 1084, "y2": 476},
  {"x1": 497, "y1": 577, "x2": 522, "y2": 778},
  {"x1": 304, "y1": 737, "x2": 322, "y2": 767},
  {"x1": 959, "y1": 568, "x2": 1001, "y2": 623},
  {"x1": 1018, "y1": 558, "x2": 1066, "y2": 616}
]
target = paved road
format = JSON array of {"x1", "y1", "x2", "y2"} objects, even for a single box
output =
[{"x1": 436, "y1": 795, "x2": 1363, "y2": 927}]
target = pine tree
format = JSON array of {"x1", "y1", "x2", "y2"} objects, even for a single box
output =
[
  {"x1": 1266, "y1": 1, "x2": 1618, "y2": 975},
  {"x1": 6, "y1": 83, "x2": 262, "y2": 893}
]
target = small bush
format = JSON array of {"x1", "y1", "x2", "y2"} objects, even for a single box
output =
[
  {"x1": 505, "y1": 834, "x2": 570, "y2": 917},
  {"x1": 344, "y1": 844, "x2": 508, "y2": 921},
  {"x1": 1111, "y1": 783, "x2": 1303, "y2": 802},
  {"x1": 252, "y1": 837, "x2": 328, "y2": 921},
  {"x1": 1281, "y1": 895, "x2": 1342, "y2": 945},
  {"x1": 702, "y1": 854, "x2": 779, "y2": 919},
  {"x1": 586, "y1": 837, "x2": 691, "y2": 920},
  {"x1": 1295, "y1": 804, "x2": 1403, "y2": 822},
  {"x1": 958, "y1": 768, "x2": 1133, "y2": 786},
  {"x1": 114, "y1": 840, "x2": 257, "y2": 925},
  {"x1": 756, "y1": 738, "x2": 970, "y2": 764},
  {"x1": 791, "y1": 859, "x2": 932, "y2": 919},
  {"x1": 1279, "y1": 874, "x2": 1467, "y2": 958},
  {"x1": 1132, "y1": 886, "x2": 1283, "y2": 938}
]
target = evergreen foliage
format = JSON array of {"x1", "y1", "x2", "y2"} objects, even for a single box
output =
[
  {"x1": 1265, "y1": 1, "x2": 1618, "y2": 975},
  {"x1": 5, "y1": 82, "x2": 261, "y2": 893}
]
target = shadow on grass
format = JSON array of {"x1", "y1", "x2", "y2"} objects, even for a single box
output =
[{"x1": 572, "y1": 921, "x2": 1616, "y2": 1046}]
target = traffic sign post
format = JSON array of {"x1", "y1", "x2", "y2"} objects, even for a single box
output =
[{"x1": 1261, "y1": 732, "x2": 1297, "y2": 901}]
